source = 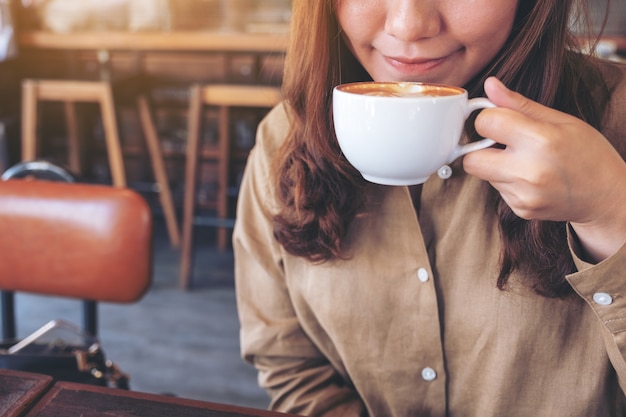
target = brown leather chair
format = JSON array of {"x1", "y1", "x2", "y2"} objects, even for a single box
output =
[{"x1": 0, "y1": 178, "x2": 153, "y2": 339}]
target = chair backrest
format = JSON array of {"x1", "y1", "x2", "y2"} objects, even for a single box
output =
[{"x1": 0, "y1": 179, "x2": 152, "y2": 302}]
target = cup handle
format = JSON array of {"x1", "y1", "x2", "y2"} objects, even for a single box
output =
[{"x1": 446, "y1": 97, "x2": 496, "y2": 164}]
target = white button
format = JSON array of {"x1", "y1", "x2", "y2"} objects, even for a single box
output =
[
  {"x1": 417, "y1": 268, "x2": 429, "y2": 283},
  {"x1": 437, "y1": 165, "x2": 452, "y2": 179},
  {"x1": 593, "y1": 292, "x2": 613, "y2": 306},
  {"x1": 421, "y1": 367, "x2": 437, "y2": 381}
]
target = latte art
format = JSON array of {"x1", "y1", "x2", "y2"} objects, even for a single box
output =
[{"x1": 338, "y1": 82, "x2": 462, "y2": 98}]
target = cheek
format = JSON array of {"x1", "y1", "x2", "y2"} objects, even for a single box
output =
[
  {"x1": 335, "y1": 0, "x2": 383, "y2": 42},
  {"x1": 449, "y1": 4, "x2": 517, "y2": 57}
]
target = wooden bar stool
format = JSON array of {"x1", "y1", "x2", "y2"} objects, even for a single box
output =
[
  {"x1": 180, "y1": 84, "x2": 282, "y2": 289},
  {"x1": 20, "y1": 76, "x2": 180, "y2": 248}
]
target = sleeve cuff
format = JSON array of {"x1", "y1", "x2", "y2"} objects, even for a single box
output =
[{"x1": 566, "y1": 227, "x2": 626, "y2": 333}]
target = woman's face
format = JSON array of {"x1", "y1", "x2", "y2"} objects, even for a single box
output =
[{"x1": 335, "y1": 0, "x2": 519, "y2": 87}]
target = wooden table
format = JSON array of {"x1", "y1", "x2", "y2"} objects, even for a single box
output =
[
  {"x1": 0, "y1": 368, "x2": 295, "y2": 417},
  {"x1": 26, "y1": 382, "x2": 296, "y2": 417},
  {"x1": 0, "y1": 369, "x2": 53, "y2": 417},
  {"x1": 18, "y1": 31, "x2": 289, "y2": 53}
]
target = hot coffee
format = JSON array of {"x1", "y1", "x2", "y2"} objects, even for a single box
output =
[
  {"x1": 333, "y1": 81, "x2": 496, "y2": 185},
  {"x1": 336, "y1": 82, "x2": 462, "y2": 98}
]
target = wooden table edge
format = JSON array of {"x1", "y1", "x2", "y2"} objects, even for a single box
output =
[
  {"x1": 0, "y1": 369, "x2": 54, "y2": 417},
  {"x1": 25, "y1": 381, "x2": 296, "y2": 416}
]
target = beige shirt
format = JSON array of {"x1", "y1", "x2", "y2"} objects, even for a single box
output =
[{"x1": 233, "y1": 62, "x2": 626, "y2": 417}]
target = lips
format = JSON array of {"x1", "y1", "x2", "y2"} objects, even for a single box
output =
[{"x1": 384, "y1": 55, "x2": 448, "y2": 74}]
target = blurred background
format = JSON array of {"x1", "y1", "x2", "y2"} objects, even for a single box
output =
[{"x1": 0, "y1": 0, "x2": 624, "y2": 410}]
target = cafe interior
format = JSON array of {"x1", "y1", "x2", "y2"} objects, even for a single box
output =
[
  {"x1": 0, "y1": 0, "x2": 290, "y2": 415},
  {"x1": 0, "y1": 0, "x2": 624, "y2": 416}
]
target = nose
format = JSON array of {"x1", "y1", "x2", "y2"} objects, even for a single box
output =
[{"x1": 385, "y1": 0, "x2": 441, "y2": 41}]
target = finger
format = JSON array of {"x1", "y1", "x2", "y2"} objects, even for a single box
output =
[
  {"x1": 474, "y1": 105, "x2": 546, "y2": 149},
  {"x1": 463, "y1": 148, "x2": 545, "y2": 219},
  {"x1": 462, "y1": 146, "x2": 514, "y2": 182},
  {"x1": 483, "y1": 77, "x2": 560, "y2": 122}
]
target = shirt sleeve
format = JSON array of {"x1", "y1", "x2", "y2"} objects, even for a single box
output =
[
  {"x1": 233, "y1": 108, "x2": 368, "y2": 416},
  {"x1": 565, "y1": 61, "x2": 626, "y2": 393},
  {"x1": 567, "y1": 232, "x2": 626, "y2": 392}
]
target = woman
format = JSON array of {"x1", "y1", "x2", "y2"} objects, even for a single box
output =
[{"x1": 234, "y1": 1, "x2": 626, "y2": 415}]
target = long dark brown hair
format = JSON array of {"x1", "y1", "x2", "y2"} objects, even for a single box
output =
[{"x1": 273, "y1": 0, "x2": 613, "y2": 297}]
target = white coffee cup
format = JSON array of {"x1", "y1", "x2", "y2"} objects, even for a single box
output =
[{"x1": 333, "y1": 81, "x2": 496, "y2": 185}]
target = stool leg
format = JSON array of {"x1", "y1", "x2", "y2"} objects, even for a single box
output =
[
  {"x1": 98, "y1": 84, "x2": 127, "y2": 187},
  {"x1": 180, "y1": 86, "x2": 203, "y2": 289},
  {"x1": 65, "y1": 101, "x2": 82, "y2": 175},
  {"x1": 217, "y1": 106, "x2": 230, "y2": 251},
  {"x1": 21, "y1": 80, "x2": 39, "y2": 162},
  {"x1": 137, "y1": 95, "x2": 180, "y2": 248}
]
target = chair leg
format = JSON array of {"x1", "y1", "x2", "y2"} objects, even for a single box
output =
[
  {"x1": 137, "y1": 95, "x2": 180, "y2": 248},
  {"x1": 1, "y1": 291, "x2": 16, "y2": 340},
  {"x1": 21, "y1": 80, "x2": 39, "y2": 162},
  {"x1": 217, "y1": 106, "x2": 230, "y2": 251},
  {"x1": 98, "y1": 84, "x2": 127, "y2": 188},
  {"x1": 82, "y1": 300, "x2": 98, "y2": 337},
  {"x1": 65, "y1": 101, "x2": 82, "y2": 175},
  {"x1": 180, "y1": 85, "x2": 203, "y2": 289}
]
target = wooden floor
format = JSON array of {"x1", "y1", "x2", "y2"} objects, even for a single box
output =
[{"x1": 12, "y1": 216, "x2": 269, "y2": 409}]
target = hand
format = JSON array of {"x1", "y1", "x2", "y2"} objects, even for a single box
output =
[{"x1": 463, "y1": 77, "x2": 626, "y2": 261}]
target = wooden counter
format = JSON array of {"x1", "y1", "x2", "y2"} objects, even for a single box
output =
[{"x1": 18, "y1": 31, "x2": 289, "y2": 53}]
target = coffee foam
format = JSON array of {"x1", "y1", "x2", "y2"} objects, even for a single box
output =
[{"x1": 341, "y1": 82, "x2": 462, "y2": 98}]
